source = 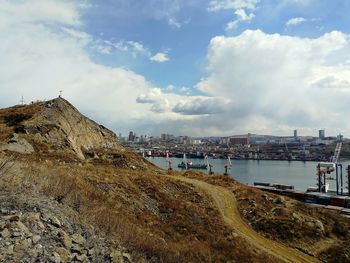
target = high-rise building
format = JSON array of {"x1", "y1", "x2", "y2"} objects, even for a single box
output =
[
  {"x1": 293, "y1": 130, "x2": 298, "y2": 139},
  {"x1": 337, "y1": 134, "x2": 343, "y2": 142},
  {"x1": 319, "y1": 129, "x2": 325, "y2": 140},
  {"x1": 128, "y1": 131, "x2": 135, "y2": 141}
]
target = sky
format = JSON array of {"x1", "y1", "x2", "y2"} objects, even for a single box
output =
[{"x1": 1, "y1": 0, "x2": 350, "y2": 137}]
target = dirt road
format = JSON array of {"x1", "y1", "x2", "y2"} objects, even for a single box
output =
[{"x1": 173, "y1": 176, "x2": 320, "y2": 263}]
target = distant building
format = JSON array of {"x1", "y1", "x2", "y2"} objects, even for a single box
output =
[
  {"x1": 161, "y1": 133, "x2": 174, "y2": 141},
  {"x1": 294, "y1": 130, "x2": 298, "y2": 139},
  {"x1": 319, "y1": 129, "x2": 325, "y2": 140},
  {"x1": 229, "y1": 137, "x2": 249, "y2": 146},
  {"x1": 337, "y1": 134, "x2": 343, "y2": 142},
  {"x1": 128, "y1": 131, "x2": 135, "y2": 142}
]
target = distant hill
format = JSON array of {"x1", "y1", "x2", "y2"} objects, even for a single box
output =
[{"x1": 0, "y1": 98, "x2": 349, "y2": 262}]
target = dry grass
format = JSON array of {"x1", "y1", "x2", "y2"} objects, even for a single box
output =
[
  {"x1": 0, "y1": 154, "x2": 276, "y2": 262},
  {"x1": 0, "y1": 102, "x2": 42, "y2": 141}
]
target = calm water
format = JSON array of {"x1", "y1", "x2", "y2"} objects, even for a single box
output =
[{"x1": 148, "y1": 157, "x2": 350, "y2": 191}]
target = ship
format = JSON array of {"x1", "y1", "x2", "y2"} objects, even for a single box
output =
[
  {"x1": 178, "y1": 161, "x2": 208, "y2": 169},
  {"x1": 177, "y1": 153, "x2": 208, "y2": 170}
]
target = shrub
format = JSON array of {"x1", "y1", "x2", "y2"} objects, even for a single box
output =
[{"x1": 4, "y1": 114, "x2": 31, "y2": 126}]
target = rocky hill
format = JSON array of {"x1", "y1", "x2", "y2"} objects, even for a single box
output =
[{"x1": 0, "y1": 98, "x2": 350, "y2": 263}]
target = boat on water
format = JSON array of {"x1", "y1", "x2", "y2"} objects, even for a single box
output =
[
  {"x1": 177, "y1": 153, "x2": 208, "y2": 170},
  {"x1": 178, "y1": 162, "x2": 208, "y2": 169}
]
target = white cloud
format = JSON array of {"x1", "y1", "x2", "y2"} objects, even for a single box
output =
[
  {"x1": 167, "y1": 17, "x2": 191, "y2": 29},
  {"x1": 208, "y1": 1, "x2": 258, "y2": 30},
  {"x1": 0, "y1": 0, "x2": 81, "y2": 27},
  {"x1": 168, "y1": 18, "x2": 182, "y2": 29},
  {"x1": 286, "y1": 17, "x2": 307, "y2": 26},
  {"x1": 311, "y1": 76, "x2": 350, "y2": 90},
  {"x1": 127, "y1": 41, "x2": 148, "y2": 54},
  {"x1": 208, "y1": 0, "x2": 259, "y2": 12},
  {"x1": 195, "y1": 30, "x2": 350, "y2": 135},
  {"x1": 173, "y1": 97, "x2": 230, "y2": 115},
  {"x1": 0, "y1": 0, "x2": 190, "y2": 135},
  {"x1": 150, "y1": 52, "x2": 170, "y2": 62},
  {"x1": 226, "y1": 8, "x2": 255, "y2": 30}
]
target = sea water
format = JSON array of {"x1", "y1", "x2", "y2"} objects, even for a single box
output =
[{"x1": 148, "y1": 157, "x2": 350, "y2": 192}]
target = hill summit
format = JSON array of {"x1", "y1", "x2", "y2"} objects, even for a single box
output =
[
  {"x1": 1, "y1": 97, "x2": 120, "y2": 158},
  {"x1": 0, "y1": 97, "x2": 151, "y2": 170}
]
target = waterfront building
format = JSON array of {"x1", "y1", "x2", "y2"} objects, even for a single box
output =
[{"x1": 229, "y1": 136, "x2": 249, "y2": 145}]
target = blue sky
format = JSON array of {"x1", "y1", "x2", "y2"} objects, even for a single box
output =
[
  {"x1": 1, "y1": 0, "x2": 350, "y2": 137},
  {"x1": 81, "y1": 0, "x2": 350, "y2": 89}
]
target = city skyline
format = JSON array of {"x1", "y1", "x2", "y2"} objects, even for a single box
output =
[
  {"x1": 122, "y1": 128, "x2": 344, "y2": 140},
  {"x1": 1, "y1": 1, "x2": 350, "y2": 137}
]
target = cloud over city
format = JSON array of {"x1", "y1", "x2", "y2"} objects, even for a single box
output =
[{"x1": 1, "y1": 0, "x2": 350, "y2": 136}]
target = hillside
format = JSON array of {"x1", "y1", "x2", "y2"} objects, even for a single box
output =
[{"x1": 0, "y1": 98, "x2": 349, "y2": 262}]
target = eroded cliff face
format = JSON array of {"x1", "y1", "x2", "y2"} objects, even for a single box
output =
[
  {"x1": 0, "y1": 98, "x2": 156, "y2": 171},
  {"x1": 23, "y1": 98, "x2": 122, "y2": 159}
]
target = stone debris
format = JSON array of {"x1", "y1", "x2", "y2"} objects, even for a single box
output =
[{"x1": 0, "y1": 193, "x2": 131, "y2": 263}]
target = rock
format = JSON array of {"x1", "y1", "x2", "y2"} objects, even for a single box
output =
[
  {"x1": 16, "y1": 221, "x2": 30, "y2": 235},
  {"x1": 75, "y1": 254, "x2": 88, "y2": 262},
  {"x1": 71, "y1": 244, "x2": 85, "y2": 254},
  {"x1": 274, "y1": 196, "x2": 285, "y2": 205},
  {"x1": 306, "y1": 221, "x2": 315, "y2": 228},
  {"x1": 0, "y1": 134, "x2": 34, "y2": 154},
  {"x1": 50, "y1": 216, "x2": 62, "y2": 227},
  {"x1": 3, "y1": 214, "x2": 21, "y2": 222},
  {"x1": 314, "y1": 220, "x2": 325, "y2": 233},
  {"x1": 72, "y1": 233, "x2": 86, "y2": 245},
  {"x1": 56, "y1": 247, "x2": 71, "y2": 262},
  {"x1": 271, "y1": 207, "x2": 285, "y2": 216},
  {"x1": 122, "y1": 252, "x2": 131, "y2": 262},
  {"x1": 52, "y1": 252, "x2": 61, "y2": 263},
  {"x1": 1, "y1": 208, "x2": 9, "y2": 214},
  {"x1": 0, "y1": 221, "x2": 6, "y2": 230},
  {"x1": 110, "y1": 250, "x2": 124, "y2": 263},
  {"x1": 6, "y1": 244, "x2": 14, "y2": 254},
  {"x1": 12, "y1": 231, "x2": 22, "y2": 237},
  {"x1": 32, "y1": 235, "x2": 41, "y2": 244},
  {"x1": 1, "y1": 228, "x2": 11, "y2": 238},
  {"x1": 28, "y1": 248, "x2": 40, "y2": 258},
  {"x1": 58, "y1": 231, "x2": 72, "y2": 248},
  {"x1": 14, "y1": 238, "x2": 33, "y2": 252}
]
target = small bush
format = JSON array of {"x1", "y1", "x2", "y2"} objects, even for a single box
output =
[
  {"x1": 4, "y1": 114, "x2": 31, "y2": 126},
  {"x1": 332, "y1": 220, "x2": 348, "y2": 237}
]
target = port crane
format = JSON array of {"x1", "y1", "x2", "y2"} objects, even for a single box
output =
[
  {"x1": 332, "y1": 142, "x2": 342, "y2": 163},
  {"x1": 224, "y1": 156, "x2": 232, "y2": 175},
  {"x1": 284, "y1": 143, "x2": 292, "y2": 161}
]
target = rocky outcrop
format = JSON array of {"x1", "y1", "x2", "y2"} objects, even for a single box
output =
[
  {"x1": 0, "y1": 134, "x2": 34, "y2": 154},
  {"x1": 0, "y1": 192, "x2": 131, "y2": 263},
  {"x1": 19, "y1": 98, "x2": 122, "y2": 159}
]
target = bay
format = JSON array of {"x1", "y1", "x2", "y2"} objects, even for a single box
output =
[{"x1": 148, "y1": 157, "x2": 350, "y2": 192}]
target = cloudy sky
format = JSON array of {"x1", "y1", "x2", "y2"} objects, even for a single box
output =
[{"x1": 1, "y1": 0, "x2": 350, "y2": 137}]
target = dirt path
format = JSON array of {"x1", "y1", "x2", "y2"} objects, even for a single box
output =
[{"x1": 172, "y1": 176, "x2": 320, "y2": 263}]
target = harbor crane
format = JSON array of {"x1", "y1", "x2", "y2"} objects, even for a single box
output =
[{"x1": 332, "y1": 142, "x2": 342, "y2": 163}]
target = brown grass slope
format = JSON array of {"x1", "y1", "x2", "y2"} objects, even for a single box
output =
[{"x1": 0, "y1": 98, "x2": 349, "y2": 262}]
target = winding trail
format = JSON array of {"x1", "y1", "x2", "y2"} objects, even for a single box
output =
[{"x1": 172, "y1": 176, "x2": 320, "y2": 263}]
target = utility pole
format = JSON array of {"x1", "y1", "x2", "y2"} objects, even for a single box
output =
[{"x1": 20, "y1": 96, "x2": 24, "y2": 105}]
